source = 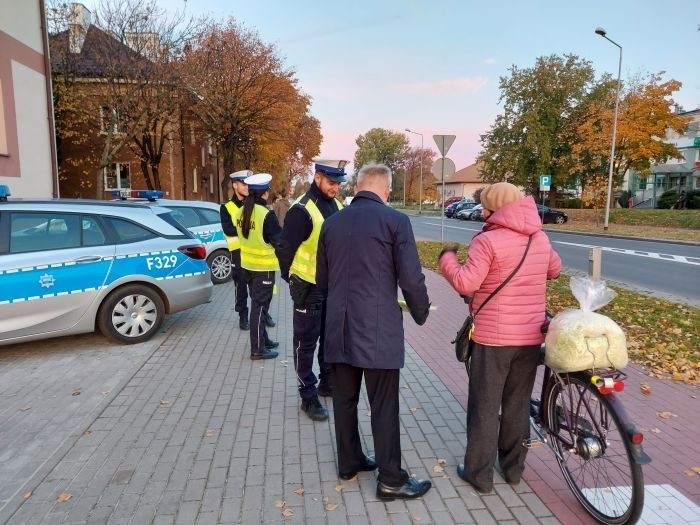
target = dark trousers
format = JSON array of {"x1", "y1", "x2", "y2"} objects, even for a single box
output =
[
  {"x1": 244, "y1": 269, "x2": 274, "y2": 354},
  {"x1": 331, "y1": 363, "x2": 407, "y2": 487},
  {"x1": 231, "y1": 251, "x2": 248, "y2": 319},
  {"x1": 292, "y1": 299, "x2": 330, "y2": 400},
  {"x1": 464, "y1": 343, "x2": 540, "y2": 490}
]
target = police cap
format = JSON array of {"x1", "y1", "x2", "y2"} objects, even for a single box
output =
[
  {"x1": 229, "y1": 169, "x2": 253, "y2": 182},
  {"x1": 244, "y1": 173, "x2": 272, "y2": 191},
  {"x1": 315, "y1": 163, "x2": 347, "y2": 183}
]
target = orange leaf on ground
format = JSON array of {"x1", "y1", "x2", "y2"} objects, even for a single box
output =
[
  {"x1": 57, "y1": 492, "x2": 72, "y2": 503},
  {"x1": 281, "y1": 508, "x2": 294, "y2": 518},
  {"x1": 640, "y1": 383, "x2": 651, "y2": 395},
  {"x1": 293, "y1": 488, "x2": 305, "y2": 495},
  {"x1": 658, "y1": 411, "x2": 677, "y2": 419},
  {"x1": 325, "y1": 503, "x2": 338, "y2": 511},
  {"x1": 274, "y1": 500, "x2": 285, "y2": 508},
  {"x1": 22, "y1": 492, "x2": 32, "y2": 500}
]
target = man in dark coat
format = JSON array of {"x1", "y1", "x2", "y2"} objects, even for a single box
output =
[{"x1": 316, "y1": 163, "x2": 432, "y2": 500}]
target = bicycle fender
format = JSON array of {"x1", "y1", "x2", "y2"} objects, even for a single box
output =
[{"x1": 625, "y1": 422, "x2": 652, "y2": 465}]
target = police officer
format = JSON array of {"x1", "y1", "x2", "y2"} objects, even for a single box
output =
[
  {"x1": 221, "y1": 170, "x2": 276, "y2": 330},
  {"x1": 232, "y1": 173, "x2": 282, "y2": 359},
  {"x1": 276, "y1": 162, "x2": 345, "y2": 421}
]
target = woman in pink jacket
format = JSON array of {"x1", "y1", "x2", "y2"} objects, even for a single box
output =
[{"x1": 438, "y1": 182, "x2": 562, "y2": 495}]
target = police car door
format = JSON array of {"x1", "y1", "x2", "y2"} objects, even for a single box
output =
[
  {"x1": 170, "y1": 204, "x2": 226, "y2": 253},
  {"x1": 0, "y1": 212, "x2": 116, "y2": 341}
]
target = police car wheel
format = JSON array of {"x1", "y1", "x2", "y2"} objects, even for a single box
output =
[
  {"x1": 207, "y1": 249, "x2": 232, "y2": 284},
  {"x1": 97, "y1": 284, "x2": 165, "y2": 344}
]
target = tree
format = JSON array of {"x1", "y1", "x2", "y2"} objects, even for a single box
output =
[
  {"x1": 477, "y1": 54, "x2": 597, "y2": 202},
  {"x1": 353, "y1": 128, "x2": 409, "y2": 197},
  {"x1": 572, "y1": 72, "x2": 687, "y2": 193},
  {"x1": 179, "y1": 19, "x2": 321, "y2": 199},
  {"x1": 49, "y1": 0, "x2": 199, "y2": 197},
  {"x1": 399, "y1": 146, "x2": 435, "y2": 204}
]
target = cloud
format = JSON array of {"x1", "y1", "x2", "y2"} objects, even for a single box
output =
[
  {"x1": 393, "y1": 76, "x2": 488, "y2": 95},
  {"x1": 483, "y1": 58, "x2": 496, "y2": 64}
]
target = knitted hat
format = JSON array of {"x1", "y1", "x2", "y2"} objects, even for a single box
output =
[{"x1": 480, "y1": 182, "x2": 523, "y2": 212}]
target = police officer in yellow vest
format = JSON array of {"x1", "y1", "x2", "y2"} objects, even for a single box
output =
[
  {"x1": 221, "y1": 170, "x2": 276, "y2": 331},
  {"x1": 233, "y1": 173, "x2": 282, "y2": 359},
  {"x1": 275, "y1": 162, "x2": 345, "y2": 421}
]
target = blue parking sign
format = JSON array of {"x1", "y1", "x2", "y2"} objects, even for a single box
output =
[{"x1": 539, "y1": 175, "x2": 551, "y2": 190}]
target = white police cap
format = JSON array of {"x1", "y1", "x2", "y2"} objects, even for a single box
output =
[
  {"x1": 229, "y1": 169, "x2": 253, "y2": 181},
  {"x1": 244, "y1": 173, "x2": 272, "y2": 191}
]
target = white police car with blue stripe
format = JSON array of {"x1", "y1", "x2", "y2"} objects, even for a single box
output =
[
  {"x1": 112, "y1": 190, "x2": 231, "y2": 284},
  {"x1": 0, "y1": 185, "x2": 213, "y2": 345}
]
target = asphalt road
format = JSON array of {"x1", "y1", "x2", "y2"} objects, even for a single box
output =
[{"x1": 409, "y1": 214, "x2": 700, "y2": 307}]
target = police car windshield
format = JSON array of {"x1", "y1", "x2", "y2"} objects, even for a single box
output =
[{"x1": 157, "y1": 210, "x2": 196, "y2": 238}]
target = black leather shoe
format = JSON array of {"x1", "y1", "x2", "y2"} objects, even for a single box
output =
[
  {"x1": 339, "y1": 455, "x2": 377, "y2": 480},
  {"x1": 239, "y1": 317, "x2": 250, "y2": 330},
  {"x1": 376, "y1": 477, "x2": 431, "y2": 500},
  {"x1": 301, "y1": 397, "x2": 328, "y2": 421},
  {"x1": 457, "y1": 464, "x2": 493, "y2": 495},
  {"x1": 264, "y1": 340, "x2": 279, "y2": 350},
  {"x1": 317, "y1": 382, "x2": 332, "y2": 397},
  {"x1": 264, "y1": 312, "x2": 276, "y2": 327},
  {"x1": 250, "y1": 350, "x2": 278, "y2": 360}
]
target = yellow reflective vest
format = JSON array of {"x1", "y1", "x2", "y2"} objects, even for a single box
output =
[
  {"x1": 223, "y1": 200, "x2": 241, "y2": 251},
  {"x1": 290, "y1": 197, "x2": 343, "y2": 283},
  {"x1": 232, "y1": 203, "x2": 279, "y2": 272}
]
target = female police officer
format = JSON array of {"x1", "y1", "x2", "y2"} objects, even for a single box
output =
[{"x1": 233, "y1": 173, "x2": 282, "y2": 359}]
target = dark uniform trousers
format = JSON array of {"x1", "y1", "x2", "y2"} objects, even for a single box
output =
[
  {"x1": 331, "y1": 363, "x2": 408, "y2": 487},
  {"x1": 292, "y1": 293, "x2": 330, "y2": 400},
  {"x1": 243, "y1": 269, "x2": 274, "y2": 353},
  {"x1": 464, "y1": 342, "x2": 540, "y2": 489},
  {"x1": 231, "y1": 250, "x2": 248, "y2": 320}
]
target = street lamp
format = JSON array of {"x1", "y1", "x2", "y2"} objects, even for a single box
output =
[
  {"x1": 595, "y1": 26, "x2": 622, "y2": 231},
  {"x1": 405, "y1": 128, "x2": 424, "y2": 214}
]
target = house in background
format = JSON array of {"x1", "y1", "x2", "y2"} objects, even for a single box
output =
[
  {"x1": 627, "y1": 107, "x2": 700, "y2": 207},
  {"x1": 433, "y1": 161, "x2": 485, "y2": 202},
  {"x1": 0, "y1": 0, "x2": 57, "y2": 197},
  {"x1": 49, "y1": 3, "x2": 224, "y2": 202}
]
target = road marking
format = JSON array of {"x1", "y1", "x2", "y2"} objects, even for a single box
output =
[
  {"x1": 411, "y1": 217, "x2": 483, "y2": 232},
  {"x1": 552, "y1": 240, "x2": 700, "y2": 266}
]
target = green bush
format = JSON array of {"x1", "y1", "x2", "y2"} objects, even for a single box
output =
[
  {"x1": 556, "y1": 198, "x2": 583, "y2": 209},
  {"x1": 618, "y1": 191, "x2": 633, "y2": 208},
  {"x1": 657, "y1": 190, "x2": 679, "y2": 209}
]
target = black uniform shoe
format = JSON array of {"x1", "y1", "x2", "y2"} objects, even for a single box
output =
[
  {"x1": 376, "y1": 477, "x2": 432, "y2": 500},
  {"x1": 239, "y1": 317, "x2": 250, "y2": 330},
  {"x1": 457, "y1": 464, "x2": 493, "y2": 494},
  {"x1": 317, "y1": 382, "x2": 333, "y2": 397},
  {"x1": 264, "y1": 340, "x2": 279, "y2": 350},
  {"x1": 301, "y1": 397, "x2": 328, "y2": 421},
  {"x1": 339, "y1": 455, "x2": 377, "y2": 480},
  {"x1": 250, "y1": 350, "x2": 278, "y2": 360},
  {"x1": 264, "y1": 312, "x2": 276, "y2": 327}
]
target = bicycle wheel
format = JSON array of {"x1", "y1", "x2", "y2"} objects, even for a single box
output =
[{"x1": 545, "y1": 373, "x2": 644, "y2": 524}]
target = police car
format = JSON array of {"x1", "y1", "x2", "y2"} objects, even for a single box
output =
[
  {"x1": 112, "y1": 191, "x2": 231, "y2": 284},
  {"x1": 0, "y1": 185, "x2": 213, "y2": 346}
]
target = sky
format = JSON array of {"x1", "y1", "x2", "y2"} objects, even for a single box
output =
[{"x1": 85, "y1": 0, "x2": 700, "y2": 172}]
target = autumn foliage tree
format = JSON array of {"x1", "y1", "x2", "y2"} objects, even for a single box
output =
[
  {"x1": 179, "y1": 19, "x2": 321, "y2": 198},
  {"x1": 353, "y1": 128, "x2": 409, "y2": 198}
]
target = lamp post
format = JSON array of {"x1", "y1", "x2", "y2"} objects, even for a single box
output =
[
  {"x1": 405, "y1": 128, "x2": 424, "y2": 214},
  {"x1": 595, "y1": 27, "x2": 622, "y2": 231}
]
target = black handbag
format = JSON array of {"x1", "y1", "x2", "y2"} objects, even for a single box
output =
[{"x1": 453, "y1": 234, "x2": 533, "y2": 363}]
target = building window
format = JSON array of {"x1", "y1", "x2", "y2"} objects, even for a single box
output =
[
  {"x1": 104, "y1": 163, "x2": 130, "y2": 191},
  {"x1": 99, "y1": 106, "x2": 126, "y2": 134}
]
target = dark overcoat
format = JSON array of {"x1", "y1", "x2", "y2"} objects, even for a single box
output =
[{"x1": 316, "y1": 191, "x2": 430, "y2": 369}]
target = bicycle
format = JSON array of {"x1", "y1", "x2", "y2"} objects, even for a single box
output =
[{"x1": 527, "y1": 339, "x2": 651, "y2": 524}]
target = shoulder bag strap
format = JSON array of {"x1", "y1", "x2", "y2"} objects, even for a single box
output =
[{"x1": 472, "y1": 234, "x2": 533, "y2": 318}]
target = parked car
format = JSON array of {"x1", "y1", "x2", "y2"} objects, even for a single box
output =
[
  {"x1": 0, "y1": 185, "x2": 213, "y2": 346},
  {"x1": 452, "y1": 201, "x2": 477, "y2": 219},
  {"x1": 536, "y1": 204, "x2": 568, "y2": 224},
  {"x1": 466, "y1": 204, "x2": 484, "y2": 221},
  {"x1": 440, "y1": 196, "x2": 463, "y2": 208},
  {"x1": 113, "y1": 191, "x2": 232, "y2": 284}
]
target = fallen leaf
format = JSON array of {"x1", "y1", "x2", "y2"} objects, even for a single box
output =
[
  {"x1": 334, "y1": 485, "x2": 344, "y2": 492},
  {"x1": 102, "y1": 391, "x2": 111, "y2": 395},
  {"x1": 322, "y1": 496, "x2": 329, "y2": 503},
  {"x1": 410, "y1": 407, "x2": 418, "y2": 413},
  {"x1": 57, "y1": 492, "x2": 72, "y2": 502},
  {"x1": 691, "y1": 467, "x2": 700, "y2": 474},
  {"x1": 437, "y1": 459, "x2": 446, "y2": 466},
  {"x1": 274, "y1": 500, "x2": 285, "y2": 508},
  {"x1": 159, "y1": 399, "x2": 169, "y2": 405},
  {"x1": 640, "y1": 383, "x2": 651, "y2": 396},
  {"x1": 412, "y1": 517, "x2": 423, "y2": 524},
  {"x1": 19, "y1": 406, "x2": 31, "y2": 412},
  {"x1": 325, "y1": 503, "x2": 338, "y2": 511},
  {"x1": 650, "y1": 428, "x2": 661, "y2": 433},
  {"x1": 22, "y1": 491, "x2": 32, "y2": 500},
  {"x1": 293, "y1": 488, "x2": 305, "y2": 496},
  {"x1": 433, "y1": 465, "x2": 444, "y2": 473},
  {"x1": 72, "y1": 389, "x2": 81, "y2": 396},
  {"x1": 281, "y1": 508, "x2": 294, "y2": 518},
  {"x1": 205, "y1": 429, "x2": 215, "y2": 437},
  {"x1": 402, "y1": 384, "x2": 409, "y2": 389},
  {"x1": 658, "y1": 411, "x2": 677, "y2": 419},
  {"x1": 683, "y1": 469, "x2": 696, "y2": 476}
]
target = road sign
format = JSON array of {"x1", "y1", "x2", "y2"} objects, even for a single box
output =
[
  {"x1": 433, "y1": 135, "x2": 456, "y2": 157},
  {"x1": 431, "y1": 158, "x2": 456, "y2": 179},
  {"x1": 539, "y1": 175, "x2": 551, "y2": 191}
]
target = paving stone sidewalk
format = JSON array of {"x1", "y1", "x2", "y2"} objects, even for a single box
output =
[{"x1": 3, "y1": 281, "x2": 557, "y2": 525}]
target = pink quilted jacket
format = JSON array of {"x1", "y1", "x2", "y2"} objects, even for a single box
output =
[{"x1": 439, "y1": 196, "x2": 562, "y2": 346}]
